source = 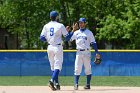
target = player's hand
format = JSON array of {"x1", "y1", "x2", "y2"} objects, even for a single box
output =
[
  {"x1": 66, "y1": 26, "x2": 70, "y2": 32},
  {"x1": 72, "y1": 22, "x2": 78, "y2": 32}
]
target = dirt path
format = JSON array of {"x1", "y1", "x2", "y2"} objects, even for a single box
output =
[{"x1": 0, "y1": 86, "x2": 139, "y2": 93}]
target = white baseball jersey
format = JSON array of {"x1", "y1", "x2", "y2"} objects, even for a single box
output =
[
  {"x1": 40, "y1": 21, "x2": 68, "y2": 45},
  {"x1": 71, "y1": 29, "x2": 95, "y2": 75},
  {"x1": 40, "y1": 21, "x2": 68, "y2": 71},
  {"x1": 71, "y1": 29, "x2": 95, "y2": 49}
]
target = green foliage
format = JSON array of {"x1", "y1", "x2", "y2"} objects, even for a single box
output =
[
  {"x1": 0, "y1": 0, "x2": 60, "y2": 49},
  {"x1": 0, "y1": 0, "x2": 140, "y2": 49},
  {"x1": 96, "y1": 0, "x2": 140, "y2": 49}
]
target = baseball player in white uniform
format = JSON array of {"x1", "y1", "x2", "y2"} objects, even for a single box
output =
[
  {"x1": 67, "y1": 18, "x2": 99, "y2": 90},
  {"x1": 40, "y1": 11, "x2": 73, "y2": 91}
]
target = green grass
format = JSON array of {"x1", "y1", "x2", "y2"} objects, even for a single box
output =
[{"x1": 0, "y1": 76, "x2": 140, "y2": 86}]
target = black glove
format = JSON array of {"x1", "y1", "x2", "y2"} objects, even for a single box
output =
[{"x1": 94, "y1": 53, "x2": 101, "y2": 65}]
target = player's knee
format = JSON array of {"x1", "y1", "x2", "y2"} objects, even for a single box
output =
[
  {"x1": 54, "y1": 63, "x2": 62, "y2": 71},
  {"x1": 85, "y1": 68, "x2": 92, "y2": 75},
  {"x1": 54, "y1": 67, "x2": 62, "y2": 71},
  {"x1": 74, "y1": 69, "x2": 81, "y2": 75},
  {"x1": 51, "y1": 66, "x2": 54, "y2": 71}
]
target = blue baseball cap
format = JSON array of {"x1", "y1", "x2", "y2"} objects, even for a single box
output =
[
  {"x1": 79, "y1": 18, "x2": 86, "y2": 23},
  {"x1": 50, "y1": 11, "x2": 58, "y2": 17}
]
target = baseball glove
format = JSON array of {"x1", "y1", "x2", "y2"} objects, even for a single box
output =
[{"x1": 94, "y1": 53, "x2": 101, "y2": 65}]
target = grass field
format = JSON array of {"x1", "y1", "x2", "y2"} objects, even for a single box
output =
[{"x1": 0, "y1": 76, "x2": 140, "y2": 87}]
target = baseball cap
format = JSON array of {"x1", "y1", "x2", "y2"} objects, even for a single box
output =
[
  {"x1": 79, "y1": 18, "x2": 86, "y2": 23},
  {"x1": 50, "y1": 11, "x2": 58, "y2": 17}
]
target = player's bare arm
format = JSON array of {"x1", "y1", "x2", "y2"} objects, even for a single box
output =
[
  {"x1": 65, "y1": 22, "x2": 79, "y2": 41},
  {"x1": 72, "y1": 22, "x2": 79, "y2": 32},
  {"x1": 66, "y1": 22, "x2": 78, "y2": 32}
]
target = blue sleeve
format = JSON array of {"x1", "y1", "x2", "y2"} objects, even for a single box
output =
[
  {"x1": 91, "y1": 42, "x2": 98, "y2": 53},
  {"x1": 65, "y1": 32, "x2": 74, "y2": 41},
  {"x1": 40, "y1": 35, "x2": 47, "y2": 42}
]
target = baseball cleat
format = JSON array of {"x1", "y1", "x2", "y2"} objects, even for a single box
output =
[
  {"x1": 56, "y1": 84, "x2": 60, "y2": 90},
  {"x1": 84, "y1": 85, "x2": 90, "y2": 89},
  {"x1": 74, "y1": 84, "x2": 78, "y2": 90},
  {"x1": 48, "y1": 81, "x2": 56, "y2": 91}
]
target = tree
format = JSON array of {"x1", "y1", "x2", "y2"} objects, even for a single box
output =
[
  {"x1": 0, "y1": 0, "x2": 140, "y2": 49},
  {"x1": 96, "y1": 0, "x2": 140, "y2": 49},
  {"x1": 0, "y1": 0, "x2": 61, "y2": 49}
]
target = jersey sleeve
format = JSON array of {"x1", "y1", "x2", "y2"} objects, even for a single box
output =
[
  {"x1": 61, "y1": 24, "x2": 68, "y2": 37},
  {"x1": 40, "y1": 25, "x2": 47, "y2": 37},
  {"x1": 90, "y1": 31, "x2": 98, "y2": 53},
  {"x1": 89, "y1": 31, "x2": 96, "y2": 43}
]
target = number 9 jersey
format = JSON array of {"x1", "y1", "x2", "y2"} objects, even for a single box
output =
[{"x1": 40, "y1": 21, "x2": 68, "y2": 45}]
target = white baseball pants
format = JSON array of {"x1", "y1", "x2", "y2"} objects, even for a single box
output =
[
  {"x1": 47, "y1": 45, "x2": 63, "y2": 71},
  {"x1": 74, "y1": 50, "x2": 92, "y2": 75}
]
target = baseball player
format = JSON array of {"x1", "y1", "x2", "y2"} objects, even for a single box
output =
[
  {"x1": 67, "y1": 18, "x2": 99, "y2": 90},
  {"x1": 40, "y1": 11, "x2": 73, "y2": 91}
]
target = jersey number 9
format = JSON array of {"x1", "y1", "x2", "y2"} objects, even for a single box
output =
[{"x1": 50, "y1": 27, "x2": 54, "y2": 36}]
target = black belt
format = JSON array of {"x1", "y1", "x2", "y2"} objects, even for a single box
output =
[
  {"x1": 48, "y1": 43, "x2": 61, "y2": 45},
  {"x1": 77, "y1": 49, "x2": 89, "y2": 51}
]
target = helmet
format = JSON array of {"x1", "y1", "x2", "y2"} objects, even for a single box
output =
[
  {"x1": 50, "y1": 11, "x2": 58, "y2": 17},
  {"x1": 79, "y1": 18, "x2": 86, "y2": 23}
]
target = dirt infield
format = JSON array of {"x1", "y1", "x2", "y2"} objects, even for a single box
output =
[{"x1": 0, "y1": 86, "x2": 140, "y2": 93}]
